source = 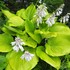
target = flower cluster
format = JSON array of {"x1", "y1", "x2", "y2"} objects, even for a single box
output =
[
  {"x1": 11, "y1": 37, "x2": 34, "y2": 61},
  {"x1": 54, "y1": 4, "x2": 70, "y2": 23},
  {"x1": 45, "y1": 4, "x2": 65, "y2": 27},
  {"x1": 21, "y1": 51, "x2": 34, "y2": 61},
  {"x1": 60, "y1": 13, "x2": 70, "y2": 23},
  {"x1": 36, "y1": 4, "x2": 47, "y2": 26},
  {"x1": 55, "y1": 4, "x2": 64, "y2": 16},
  {"x1": 11, "y1": 37, "x2": 24, "y2": 52},
  {"x1": 46, "y1": 14, "x2": 56, "y2": 27},
  {"x1": 36, "y1": 3, "x2": 56, "y2": 27}
]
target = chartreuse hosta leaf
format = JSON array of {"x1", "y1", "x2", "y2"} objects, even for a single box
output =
[
  {"x1": 3, "y1": 25, "x2": 23, "y2": 35},
  {"x1": 6, "y1": 64, "x2": 13, "y2": 70},
  {"x1": 8, "y1": 16, "x2": 24, "y2": 27},
  {"x1": 49, "y1": 23, "x2": 70, "y2": 33},
  {"x1": 2, "y1": 27, "x2": 15, "y2": 35},
  {"x1": 6, "y1": 47, "x2": 38, "y2": 70},
  {"x1": 19, "y1": 33, "x2": 37, "y2": 48},
  {"x1": 35, "y1": 30, "x2": 57, "y2": 39},
  {"x1": 45, "y1": 23, "x2": 70, "y2": 56},
  {"x1": 16, "y1": 9, "x2": 26, "y2": 19},
  {"x1": 2, "y1": 10, "x2": 15, "y2": 18},
  {"x1": 16, "y1": 9, "x2": 25, "y2": 17},
  {"x1": 36, "y1": 46, "x2": 61, "y2": 69},
  {"x1": 2, "y1": 10, "x2": 24, "y2": 27},
  {"x1": 16, "y1": 4, "x2": 36, "y2": 20},
  {"x1": 0, "y1": 33, "x2": 13, "y2": 52},
  {"x1": 25, "y1": 20, "x2": 42, "y2": 44},
  {"x1": 25, "y1": 20, "x2": 35, "y2": 32},
  {"x1": 28, "y1": 32, "x2": 42, "y2": 44},
  {"x1": 25, "y1": 4, "x2": 36, "y2": 20}
]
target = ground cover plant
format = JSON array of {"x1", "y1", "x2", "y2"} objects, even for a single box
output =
[{"x1": 0, "y1": 0, "x2": 70, "y2": 70}]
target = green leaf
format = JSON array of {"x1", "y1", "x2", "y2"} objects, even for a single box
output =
[
  {"x1": 19, "y1": 33, "x2": 37, "y2": 48},
  {"x1": 8, "y1": 16, "x2": 24, "y2": 27},
  {"x1": 0, "y1": 33, "x2": 13, "y2": 52},
  {"x1": 28, "y1": 32, "x2": 42, "y2": 44},
  {"x1": 25, "y1": 4, "x2": 36, "y2": 20},
  {"x1": 49, "y1": 23, "x2": 70, "y2": 33},
  {"x1": 16, "y1": 9, "x2": 26, "y2": 19},
  {"x1": 2, "y1": 27, "x2": 16, "y2": 36},
  {"x1": 4, "y1": 25, "x2": 23, "y2": 35},
  {"x1": 35, "y1": 30, "x2": 57, "y2": 39},
  {"x1": 16, "y1": 9, "x2": 25, "y2": 17},
  {"x1": 6, "y1": 64, "x2": 13, "y2": 70},
  {"x1": 25, "y1": 20, "x2": 35, "y2": 32},
  {"x1": 0, "y1": 55, "x2": 7, "y2": 70},
  {"x1": 25, "y1": 20, "x2": 42, "y2": 43},
  {"x1": 36, "y1": 46, "x2": 61, "y2": 69},
  {"x1": 45, "y1": 24, "x2": 70, "y2": 56},
  {"x1": 2, "y1": 10, "x2": 24, "y2": 27},
  {"x1": 6, "y1": 47, "x2": 38, "y2": 70},
  {"x1": 0, "y1": 18, "x2": 5, "y2": 27},
  {"x1": 2, "y1": 10, "x2": 15, "y2": 18}
]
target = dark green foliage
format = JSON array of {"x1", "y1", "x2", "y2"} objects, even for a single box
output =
[
  {"x1": 2, "y1": 0, "x2": 64, "y2": 12},
  {"x1": 0, "y1": 1, "x2": 7, "y2": 9},
  {"x1": 0, "y1": 55, "x2": 7, "y2": 70},
  {"x1": 44, "y1": 0, "x2": 63, "y2": 13}
]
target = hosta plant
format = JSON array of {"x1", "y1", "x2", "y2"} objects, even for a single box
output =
[{"x1": 0, "y1": 3, "x2": 70, "y2": 70}]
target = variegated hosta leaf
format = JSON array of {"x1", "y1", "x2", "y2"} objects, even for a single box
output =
[
  {"x1": 45, "y1": 23, "x2": 70, "y2": 56},
  {"x1": 36, "y1": 46, "x2": 61, "y2": 69},
  {"x1": 6, "y1": 47, "x2": 38, "y2": 70}
]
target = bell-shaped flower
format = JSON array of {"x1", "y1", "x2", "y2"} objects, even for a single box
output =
[
  {"x1": 36, "y1": 4, "x2": 47, "y2": 18},
  {"x1": 60, "y1": 14, "x2": 70, "y2": 23},
  {"x1": 37, "y1": 17, "x2": 42, "y2": 26},
  {"x1": 21, "y1": 51, "x2": 34, "y2": 61},
  {"x1": 55, "y1": 4, "x2": 64, "y2": 16},
  {"x1": 11, "y1": 37, "x2": 25, "y2": 52},
  {"x1": 46, "y1": 15, "x2": 56, "y2": 27}
]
